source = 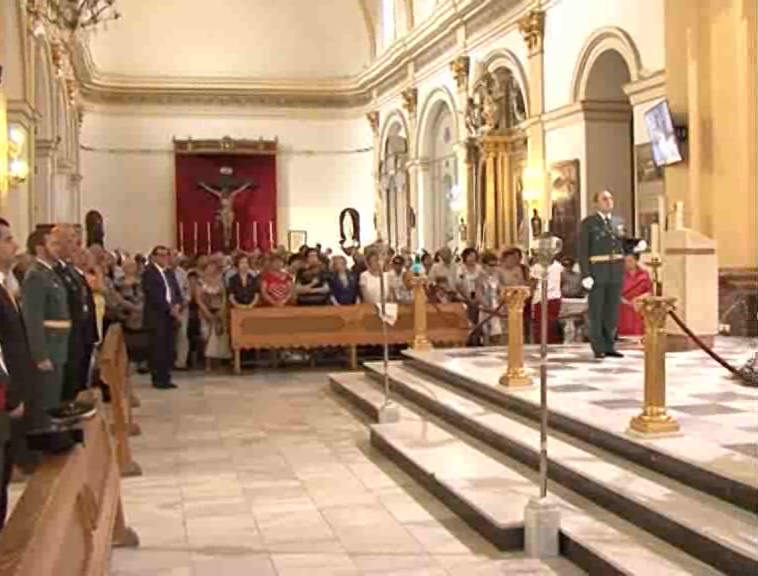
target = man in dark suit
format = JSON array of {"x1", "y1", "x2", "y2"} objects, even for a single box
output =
[
  {"x1": 53, "y1": 225, "x2": 97, "y2": 401},
  {"x1": 578, "y1": 190, "x2": 645, "y2": 359},
  {"x1": 142, "y1": 246, "x2": 181, "y2": 390},
  {"x1": 0, "y1": 218, "x2": 31, "y2": 525}
]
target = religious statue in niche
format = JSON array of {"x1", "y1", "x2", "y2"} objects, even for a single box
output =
[
  {"x1": 198, "y1": 166, "x2": 258, "y2": 252},
  {"x1": 85, "y1": 210, "x2": 105, "y2": 247},
  {"x1": 465, "y1": 73, "x2": 501, "y2": 137}
]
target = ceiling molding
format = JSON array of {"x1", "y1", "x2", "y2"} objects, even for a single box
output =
[{"x1": 72, "y1": 0, "x2": 523, "y2": 110}]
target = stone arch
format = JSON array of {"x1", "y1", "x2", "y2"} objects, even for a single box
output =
[
  {"x1": 571, "y1": 26, "x2": 643, "y2": 103},
  {"x1": 475, "y1": 48, "x2": 531, "y2": 117},
  {"x1": 415, "y1": 86, "x2": 459, "y2": 158},
  {"x1": 378, "y1": 108, "x2": 410, "y2": 153}
]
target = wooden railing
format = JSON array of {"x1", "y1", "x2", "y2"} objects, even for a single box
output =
[
  {"x1": 98, "y1": 325, "x2": 142, "y2": 478},
  {"x1": 0, "y1": 396, "x2": 139, "y2": 576},
  {"x1": 229, "y1": 302, "x2": 470, "y2": 374}
]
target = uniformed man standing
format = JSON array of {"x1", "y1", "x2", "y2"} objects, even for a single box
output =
[
  {"x1": 52, "y1": 225, "x2": 96, "y2": 401},
  {"x1": 22, "y1": 228, "x2": 70, "y2": 426},
  {"x1": 578, "y1": 190, "x2": 645, "y2": 359}
]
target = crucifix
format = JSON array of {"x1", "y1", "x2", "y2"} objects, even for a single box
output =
[{"x1": 198, "y1": 166, "x2": 258, "y2": 252}]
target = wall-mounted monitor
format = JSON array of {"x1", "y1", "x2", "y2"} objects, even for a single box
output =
[{"x1": 645, "y1": 100, "x2": 684, "y2": 167}]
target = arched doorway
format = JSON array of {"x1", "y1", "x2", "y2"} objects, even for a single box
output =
[{"x1": 574, "y1": 35, "x2": 641, "y2": 233}]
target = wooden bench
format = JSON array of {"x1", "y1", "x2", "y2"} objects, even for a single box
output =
[
  {"x1": 99, "y1": 325, "x2": 142, "y2": 478},
  {"x1": 0, "y1": 396, "x2": 139, "y2": 576},
  {"x1": 229, "y1": 302, "x2": 469, "y2": 374}
]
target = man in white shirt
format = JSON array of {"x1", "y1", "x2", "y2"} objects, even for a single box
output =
[
  {"x1": 531, "y1": 257, "x2": 563, "y2": 343},
  {"x1": 359, "y1": 251, "x2": 390, "y2": 305}
]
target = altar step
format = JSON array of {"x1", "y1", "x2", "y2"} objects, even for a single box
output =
[
  {"x1": 330, "y1": 373, "x2": 726, "y2": 576},
  {"x1": 403, "y1": 349, "x2": 757, "y2": 514},
  {"x1": 331, "y1": 367, "x2": 758, "y2": 576},
  {"x1": 360, "y1": 362, "x2": 758, "y2": 576}
]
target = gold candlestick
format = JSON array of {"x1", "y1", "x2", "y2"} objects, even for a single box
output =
[
  {"x1": 179, "y1": 222, "x2": 184, "y2": 253},
  {"x1": 411, "y1": 276, "x2": 432, "y2": 351},
  {"x1": 207, "y1": 222, "x2": 212, "y2": 253},
  {"x1": 499, "y1": 286, "x2": 533, "y2": 388},
  {"x1": 193, "y1": 222, "x2": 198, "y2": 254},
  {"x1": 629, "y1": 296, "x2": 680, "y2": 435}
]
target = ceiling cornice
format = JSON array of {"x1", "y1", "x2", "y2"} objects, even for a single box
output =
[{"x1": 73, "y1": 0, "x2": 525, "y2": 110}]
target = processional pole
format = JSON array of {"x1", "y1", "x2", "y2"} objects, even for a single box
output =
[{"x1": 524, "y1": 232, "x2": 562, "y2": 558}]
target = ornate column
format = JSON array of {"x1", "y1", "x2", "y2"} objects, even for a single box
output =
[
  {"x1": 482, "y1": 139, "x2": 497, "y2": 249},
  {"x1": 367, "y1": 111, "x2": 382, "y2": 240},
  {"x1": 518, "y1": 10, "x2": 548, "y2": 225},
  {"x1": 499, "y1": 286, "x2": 533, "y2": 388},
  {"x1": 450, "y1": 56, "x2": 475, "y2": 246},
  {"x1": 402, "y1": 88, "x2": 418, "y2": 251},
  {"x1": 629, "y1": 296, "x2": 680, "y2": 435},
  {"x1": 34, "y1": 138, "x2": 58, "y2": 224}
]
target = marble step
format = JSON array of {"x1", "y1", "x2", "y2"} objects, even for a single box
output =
[
  {"x1": 329, "y1": 372, "x2": 724, "y2": 576},
  {"x1": 404, "y1": 348, "x2": 757, "y2": 513},
  {"x1": 360, "y1": 363, "x2": 758, "y2": 576}
]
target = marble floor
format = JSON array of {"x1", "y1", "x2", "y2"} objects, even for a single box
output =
[{"x1": 99, "y1": 370, "x2": 582, "y2": 576}]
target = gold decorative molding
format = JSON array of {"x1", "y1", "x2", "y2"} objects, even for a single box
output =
[
  {"x1": 518, "y1": 9, "x2": 545, "y2": 55},
  {"x1": 450, "y1": 56, "x2": 470, "y2": 91},
  {"x1": 173, "y1": 136, "x2": 278, "y2": 156},
  {"x1": 402, "y1": 87, "x2": 418, "y2": 117},
  {"x1": 366, "y1": 111, "x2": 380, "y2": 136}
]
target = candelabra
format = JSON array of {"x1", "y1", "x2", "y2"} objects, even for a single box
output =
[{"x1": 27, "y1": 0, "x2": 120, "y2": 40}]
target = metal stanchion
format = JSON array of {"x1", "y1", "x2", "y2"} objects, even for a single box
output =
[
  {"x1": 524, "y1": 234, "x2": 562, "y2": 559},
  {"x1": 377, "y1": 244, "x2": 400, "y2": 423}
]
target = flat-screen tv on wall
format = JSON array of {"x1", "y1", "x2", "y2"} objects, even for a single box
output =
[{"x1": 645, "y1": 100, "x2": 684, "y2": 167}]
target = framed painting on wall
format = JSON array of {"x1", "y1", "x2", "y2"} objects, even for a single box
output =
[
  {"x1": 548, "y1": 160, "x2": 580, "y2": 259},
  {"x1": 287, "y1": 230, "x2": 307, "y2": 252}
]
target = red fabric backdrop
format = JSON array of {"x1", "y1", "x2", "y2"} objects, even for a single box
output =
[{"x1": 175, "y1": 153, "x2": 277, "y2": 254}]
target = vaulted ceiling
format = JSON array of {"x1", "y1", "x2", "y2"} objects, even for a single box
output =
[{"x1": 85, "y1": 0, "x2": 376, "y2": 81}]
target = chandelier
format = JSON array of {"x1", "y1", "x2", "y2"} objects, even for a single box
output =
[{"x1": 27, "y1": 0, "x2": 120, "y2": 39}]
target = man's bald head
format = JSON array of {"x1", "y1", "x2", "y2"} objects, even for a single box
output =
[{"x1": 52, "y1": 224, "x2": 81, "y2": 261}]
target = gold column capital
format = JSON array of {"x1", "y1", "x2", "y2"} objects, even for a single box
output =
[
  {"x1": 518, "y1": 9, "x2": 546, "y2": 56},
  {"x1": 450, "y1": 55, "x2": 470, "y2": 91},
  {"x1": 402, "y1": 87, "x2": 418, "y2": 117},
  {"x1": 501, "y1": 286, "x2": 531, "y2": 309},
  {"x1": 366, "y1": 111, "x2": 380, "y2": 137}
]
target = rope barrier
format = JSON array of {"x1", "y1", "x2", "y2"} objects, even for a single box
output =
[{"x1": 668, "y1": 310, "x2": 756, "y2": 387}]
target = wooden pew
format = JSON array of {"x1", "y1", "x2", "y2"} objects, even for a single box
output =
[
  {"x1": 230, "y1": 302, "x2": 469, "y2": 374},
  {"x1": 0, "y1": 398, "x2": 139, "y2": 576},
  {"x1": 99, "y1": 325, "x2": 142, "y2": 478}
]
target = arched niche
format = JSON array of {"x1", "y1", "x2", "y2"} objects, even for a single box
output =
[
  {"x1": 571, "y1": 27, "x2": 642, "y2": 103},
  {"x1": 417, "y1": 87, "x2": 460, "y2": 249},
  {"x1": 476, "y1": 48, "x2": 531, "y2": 121},
  {"x1": 378, "y1": 110, "x2": 411, "y2": 248}
]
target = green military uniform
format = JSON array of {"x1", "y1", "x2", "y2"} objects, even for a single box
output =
[
  {"x1": 21, "y1": 260, "x2": 70, "y2": 427},
  {"x1": 578, "y1": 213, "x2": 625, "y2": 357}
]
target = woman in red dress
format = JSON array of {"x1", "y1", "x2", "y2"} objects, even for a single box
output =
[{"x1": 618, "y1": 254, "x2": 653, "y2": 336}]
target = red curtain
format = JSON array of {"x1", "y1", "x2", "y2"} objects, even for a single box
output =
[{"x1": 175, "y1": 153, "x2": 277, "y2": 254}]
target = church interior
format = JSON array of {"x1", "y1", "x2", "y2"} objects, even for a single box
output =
[{"x1": 0, "y1": 0, "x2": 755, "y2": 575}]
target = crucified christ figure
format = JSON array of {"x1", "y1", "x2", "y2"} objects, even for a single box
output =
[{"x1": 198, "y1": 175, "x2": 257, "y2": 251}]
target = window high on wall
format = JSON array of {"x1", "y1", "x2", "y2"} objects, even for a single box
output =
[{"x1": 382, "y1": 0, "x2": 396, "y2": 48}]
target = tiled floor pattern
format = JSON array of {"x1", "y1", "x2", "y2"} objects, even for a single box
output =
[
  {"x1": 98, "y1": 370, "x2": 583, "y2": 576},
  {"x1": 406, "y1": 338, "x2": 758, "y2": 487}
]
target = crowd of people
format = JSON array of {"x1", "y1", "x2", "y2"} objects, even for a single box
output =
[{"x1": 0, "y1": 197, "x2": 653, "y2": 528}]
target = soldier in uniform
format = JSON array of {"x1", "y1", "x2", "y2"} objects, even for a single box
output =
[
  {"x1": 578, "y1": 190, "x2": 645, "y2": 359},
  {"x1": 52, "y1": 225, "x2": 97, "y2": 401},
  {"x1": 22, "y1": 227, "x2": 70, "y2": 427}
]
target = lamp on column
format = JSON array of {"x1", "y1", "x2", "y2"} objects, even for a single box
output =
[
  {"x1": 522, "y1": 165, "x2": 544, "y2": 249},
  {"x1": 8, "y1": 125, "x2": 29, "y2": 186}
]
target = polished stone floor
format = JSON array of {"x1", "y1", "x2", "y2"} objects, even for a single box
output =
[
  {"x1": 99, "y1": 370, "x2": 583, "y2": 575},
  {"x1": 405, "y1": 337, "x2": 758, "y2": 488}
]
